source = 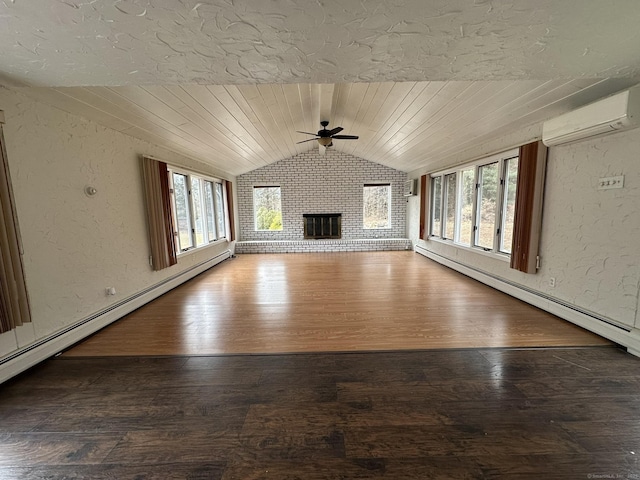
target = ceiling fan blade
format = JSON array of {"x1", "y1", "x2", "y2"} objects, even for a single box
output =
[
  {"x1": 331, "y1": 135, "x2": 359, "y2": 140},
  {"x1": 296, "y1": 138, "x2": 320, "y2": 144},
  {"x1": 296, "y1": 131, "x2": 319, "y2": 136},
  {"x1": 326, "y1": 127, "x2": 343, "y2": 136}
]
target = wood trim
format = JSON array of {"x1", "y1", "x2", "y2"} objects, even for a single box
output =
[
  {"x1": 225, "y1": 180, "x2": 236, "y2": 242},
  {"x1": 419, "y1": 175, "x2": 427, "y2": 240},
  {"x1": 510, "y1": 141, "x2": 547, "y2": 273}
]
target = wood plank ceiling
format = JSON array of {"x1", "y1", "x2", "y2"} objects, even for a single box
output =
[
  {"x1": 20, "y1": 79, "x2": 636, "y2": 176},
  {"x1": 3, "y1": 1, "x2": 640, "y2": 176}
]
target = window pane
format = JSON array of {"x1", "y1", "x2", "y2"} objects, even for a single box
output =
[
  {"x1": 363, "y1": 184, "x2": 390, "y2": 229},
  {"x1": 444, "y1": 173, "x2": 456, "y2": 239},
  {"x1": 431, "y1": 176, "x2": 442, "y2": 236},
  {"x1": 500, "y1": 157, "x2": 519, "y2": 253},
  {"x1": 254, "y1": 186, "x2": 282, "y2": 231},
  {"x1": 204, "y1": 181, "x2": 216, "y2": 242},
  {"x1": 190, "y1": 177, "x2": 205, "y2": 246},
  {"x1": 215, "y1": 182, "x2": 226, "y2": 238},
  {"x1": 457, "y1": 169, "x2": 475, "y2": 246},
  {"x1": 476, "y1": 162, "x2": 498, "y2": 249},
  {"x1": 172, "y1": 173, "x2": 193, "y2": 250}
]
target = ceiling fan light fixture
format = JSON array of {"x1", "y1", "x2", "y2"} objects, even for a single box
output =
[{"x1": 317, "y1": 137, "x2": 332, "y2": 146}]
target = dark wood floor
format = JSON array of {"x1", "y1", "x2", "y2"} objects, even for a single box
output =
[{"x1": 2, "y1": 346, "x2": 640, "y2": 478}]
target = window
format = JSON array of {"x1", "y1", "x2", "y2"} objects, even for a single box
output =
[
  {"x1": 456, "y1": 168, "x2": 475, "y2": 246},
  {"x1": 363, "y1": 183, "x2": 391, "y2": 229},
  {"x1": 190, "y1": 176, "x2": 206, "y2": 246},
  {"x1": 204, "y1": 181, "x2": 216, "y2": 242},
  {"x1": 443, "y1": 173, "x2": 456, "y2": 240},
  {"x1": 499, "y1": 156, "x2": 519, "y2": 254},
  {"x1": 430, "y1": 176, "x2": 442, "y2": 237},
  {"x1": 476, "y1": 162, "x2": 499, "y2": 249},
  {"x1": 169, "y1": 169, "x2": 228, "y2": 253},
  {"x1": 172, "y1": 173, "x2": 193, "y2": 251},
  {"x1": 429, "y1": 149, "x2": 519, "y2": 257},
  {"x1": 254, "y1": 186, "x2": 283, "y2": 231},
  {"x1": 215, "y1": 182, "x2": 226, "y2": 239}
]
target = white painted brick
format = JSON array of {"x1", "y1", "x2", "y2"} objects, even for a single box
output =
[{"x1": 237, "y1": 150, "x2": 407, "y2": 244}]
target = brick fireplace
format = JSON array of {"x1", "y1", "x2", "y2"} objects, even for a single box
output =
[{"x1": 303, "y1": 213, "x2": 341, "y2": 239}]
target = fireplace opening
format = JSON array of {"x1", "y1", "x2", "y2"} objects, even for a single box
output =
[{"x1": 303, "y1": 213, "x2": 341, "y2": 239}]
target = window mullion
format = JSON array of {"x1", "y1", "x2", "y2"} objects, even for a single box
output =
[{"x1": 439, "y1": 175, "x2": 444, "y2": 238}]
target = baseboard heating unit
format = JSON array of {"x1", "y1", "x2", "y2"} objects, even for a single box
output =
[
  {"x1": 414, "y1": 244, "x2": 640, "y2": 357},
  {"x1": 0, "y1": 250, "x2": 231, "y2": 384}
]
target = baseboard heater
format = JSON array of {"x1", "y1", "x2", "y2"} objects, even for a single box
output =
[
  {"x1": 0, "y1": 250, "x2": 231, "y2": 383},
  {"x1": 414, "y1": 244, "x2": 640, "y2": 356}
]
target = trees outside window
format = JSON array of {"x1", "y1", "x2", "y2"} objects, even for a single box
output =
[
  {"x1": 476, "y1": 162, "x2": 499, "y2": 249},
  {"x1": 254, "y1": 186, "x2": 283, "y2": 231},
  {"x1": 430, "y1": 176, "x2": 442, "y2": 237},
  {"x1": 499, "y1": 157, "x2": 519, "y2": 254},
  {"x1": 444, "y1": 173, "x2": 457, "y2": 240},
  {"x1": 429, "y1": 149, "x2": 518, "y2": 257},
  {"x1": 456, "y1": 168, "x2": 475, "y2": 246},
  {"x1": 215, "y1": 182, "x2": 226, "y2": 239},
  {"x1": 363, "y1": 184, "x2": 391, "y2": 229},
  {"x1": 172, "y1": 173, "x2": 193, "y2": 251},
  {"x1": 169, "y1": 169, "x2": 227, "y2": 252}
]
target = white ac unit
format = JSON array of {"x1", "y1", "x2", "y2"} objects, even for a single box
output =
[
  {"x1": 542, "y1": 84, "x2": 640, "y2": 147},
  {"x1": 403, "y1": 179, "x2": 417, "y2": 196}
]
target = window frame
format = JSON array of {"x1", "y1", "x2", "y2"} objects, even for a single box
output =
[
  {"x1": 430, "y1": 176, "x2": 442, "y2": 237},
  {"x1": 253, "y1": 185, "x2": 283, "y2": 232},
  {"x1": 362, "y1": 183, "x2": 392, "y2": 230},
  {"x1": 168, "y1": 166, "x2": 228, "y2": 254},
  {"x1": 498, "y1": 156, "x2": 519, "y2": 255},
  {"x1": 428, "y1": 148, "x2": 519, "y2": 260},
  {"x1": 474, "y1": 160, "x2": 501, "y2": 251},
  {"x1": 442, "y1": 172, "x2": 457, "y2": 241}
]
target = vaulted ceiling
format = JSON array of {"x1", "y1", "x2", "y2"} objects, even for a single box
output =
[{"x1": 2, "y1": 1, "x2": 640, "y2": 175}]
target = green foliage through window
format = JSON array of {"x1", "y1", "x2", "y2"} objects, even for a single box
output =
[{"x1": 254, "y1": 186, "x2": 283, "y2": 231}]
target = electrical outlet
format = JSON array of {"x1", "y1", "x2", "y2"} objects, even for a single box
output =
[
  {"x1": 598, "y1": 175, "x2": 624, "y2": 190},
  {"x1": 549, "y1": 277, "x2": 556, "y2": 288}
]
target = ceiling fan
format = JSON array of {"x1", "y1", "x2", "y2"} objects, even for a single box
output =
[{"x1": 296, "y1": 121, "x2": 359, "y2": 147}]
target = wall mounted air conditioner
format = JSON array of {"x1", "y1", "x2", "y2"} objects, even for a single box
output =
[
  {"x1": 403, "y1": 179, "x2": 417, "y2": 196},
  {"x1": 542, "y1": 84, "x2": 640, "y2": 147}
]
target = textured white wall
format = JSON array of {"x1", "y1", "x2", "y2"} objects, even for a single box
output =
[
  {"x1": 237, "y1": 150, "x2": 407, "y2": 241},
  {"x1": 3, "y1": 1, "x2": 640, "y2": 87},
  {"x1": 0, "y1": 88, "x2": 234, "y2": 358},
  {"x1": 409, "y1": 127, "x2": 640, "y2": 329}
]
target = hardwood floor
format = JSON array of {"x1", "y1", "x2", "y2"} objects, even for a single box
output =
[
  {"x1": 65, "y1": 252, "x2": 610, "y2": 356},
  {"x1": 3, "y1": 252, "x2": 636, "y2": 478},
  {"x1": 2, "y1": 347, "x2": 640, "y2": 478}
]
